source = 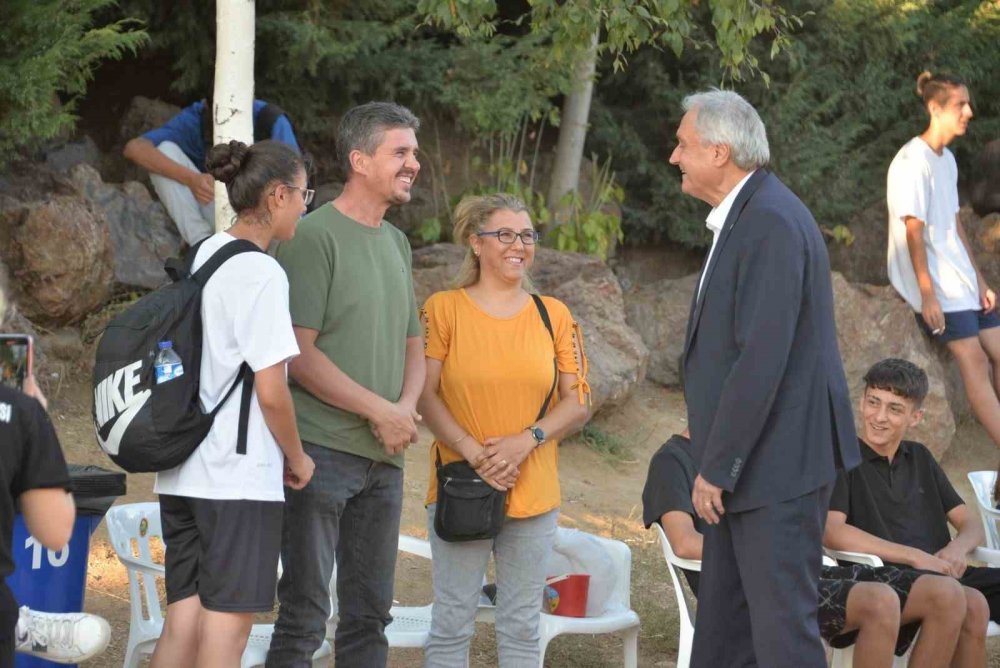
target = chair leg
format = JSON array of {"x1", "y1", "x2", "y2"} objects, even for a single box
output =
[
  {"x1": 623, "y1": 626, "x2": 639, "y2": 668},
  {"x1": 123, "y1": 645, "x2": 141, "y2": 668},
  {"x1": 537, "y1": 634, "x2": 552, "y2": 668}
]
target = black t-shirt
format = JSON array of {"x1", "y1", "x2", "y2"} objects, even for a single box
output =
[
  {"x1": 0, "y1": 385, "x2": 71, "y2": 638},
  {"x1": 642, "y1": 434, "x2": 704, "y2": 593},
  {"x1": 829, "y1": 438, "x2": 962, "y2": 562}
]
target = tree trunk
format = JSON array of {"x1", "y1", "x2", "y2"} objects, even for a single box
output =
[
  {"x1": 547, "y1": 29, "x2": 599, "y2": 223},
  {"x1": 213, "y1": 0, "x2": 255, "y2": 230}
]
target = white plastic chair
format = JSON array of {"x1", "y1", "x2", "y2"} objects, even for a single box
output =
[
  {"x1": 652, "y1": 523, "x2": 699, "y2": 668},
  {"x1": 326, "y1": 533, "x2": 434, "y2": 648},
  {"x1": 105, "y1": 502, "x2": 331, "y2": 668},
  {"x1": 967, "y1": 471, "x2": 1000, "y2": 549},
  {"x1": 537, "y1": 527, "x2": 640, "y2": 668},
  {"x1": 651, "y1": 524, "x2": 852, "y2": 668}
]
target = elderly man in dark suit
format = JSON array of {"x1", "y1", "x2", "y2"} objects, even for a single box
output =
[{"x1": 672, "y1": 89, "x2": 861, "y2": 667}]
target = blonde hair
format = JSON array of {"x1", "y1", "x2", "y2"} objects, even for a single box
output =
[{"x1": 451, "y1": 193, "x2": 535, "y2": 290}]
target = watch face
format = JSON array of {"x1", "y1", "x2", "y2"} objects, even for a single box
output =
[{"x1": 531, "y1": 427, "x2": 545, "y2": 442}]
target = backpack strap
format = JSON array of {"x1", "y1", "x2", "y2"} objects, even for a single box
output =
[
  {"x1": 191, "y1": 239, "x2": 262, "y2": 287},
  {"x1": 530, "y1": 294, "x2": 558, "y2": 422},
  {"x1": 164, "y1": 237, "x2": 209, "y2": 283},
  {"x1": 192, "y1": 238, "x2": 263, "y2": 455},
  {"x1": 254, "y1": 102, "x2": 290, "y2": 142}
]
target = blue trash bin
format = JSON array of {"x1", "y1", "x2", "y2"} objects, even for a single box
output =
[{"x1": 6, "y1": 465, "x2": 126, "y2": 668}]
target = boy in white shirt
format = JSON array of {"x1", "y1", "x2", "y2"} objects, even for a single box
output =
[{"x1": 886, "y1": 70, "x2": 1000, "y2": 452}]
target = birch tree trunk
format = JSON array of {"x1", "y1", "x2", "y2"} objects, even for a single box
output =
[
  {"x1": 213, "y1": 0, "x2": 255, "y2": 230},
  {"x1": 547, "y1": 28, "x2": 599, "y2": 222}
]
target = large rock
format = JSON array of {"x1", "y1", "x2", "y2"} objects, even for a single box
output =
[
  {"x1": 971, "y1": 139, "x2": 1000, "y2": 217},
  {"x1": 0, "y1": 194, "x2": 114, "y2": 325},
  {"x1": 623, "y1": 273, "x2": 697, "y2": 387},
  {"x1": 411, "y1": 244, "x2": 648, "y2": 412},
  {"x1": 832, "y1": 273, "x2": 955, "y2": 457},
  {"x1": 67, "y1": 164, "x2": 182, "y2": 289},
  {"x1": 826, "y1": 200, "x2": 889, "y2": 286}
]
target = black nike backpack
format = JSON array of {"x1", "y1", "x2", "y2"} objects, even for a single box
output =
[{"x1": 93, "y1": 239, "x2": 261, "y2": 472}]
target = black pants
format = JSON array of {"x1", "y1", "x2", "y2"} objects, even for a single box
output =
[
  {"x1": 960, "y1": 565, "x2": 1000, "y2": 622},
  {"x1": 692, "y1": 485, "x2": 831, "y2": 668}
]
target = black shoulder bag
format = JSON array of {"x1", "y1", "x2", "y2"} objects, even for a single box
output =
[{"x1": 433, "y1": 295, "x2": 558, "y2": 542}]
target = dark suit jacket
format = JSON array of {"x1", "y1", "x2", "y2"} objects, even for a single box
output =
[{"x1": 683, "y1": 169, "x2": 860, "y2": 513}]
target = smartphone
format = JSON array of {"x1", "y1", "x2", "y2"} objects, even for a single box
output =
[{"x1": 0, "y1": 334, "x2": 33, "y2": 390}]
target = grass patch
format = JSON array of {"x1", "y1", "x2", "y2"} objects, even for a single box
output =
[{"x1": 577, "y1": 425, "x2": 631, "y2": 461}]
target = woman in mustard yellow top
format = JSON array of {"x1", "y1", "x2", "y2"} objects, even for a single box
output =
[{"x1": 418, "y1": 193, "x2": 591, "y2": 667}]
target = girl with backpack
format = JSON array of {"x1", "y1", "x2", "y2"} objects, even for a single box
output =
[{"x1": 151, "y1": 140, "x2": 315, "y2": 668}]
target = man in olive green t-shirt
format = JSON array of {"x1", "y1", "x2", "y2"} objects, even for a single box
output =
[{"x1": 267, "y1": 102, "x2": 426, "y2": 668}]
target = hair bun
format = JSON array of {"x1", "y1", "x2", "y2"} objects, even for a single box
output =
[
  {"x1": 205, "y1": 139, "x2": 250, "y2": 184},
  {"x1": 916, "y1": 71, "x2": 933, "y2": 97}
]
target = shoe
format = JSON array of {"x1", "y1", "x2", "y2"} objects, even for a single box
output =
[{"x1": 15, "y1": 606, "x2": 111, "y2": 664}]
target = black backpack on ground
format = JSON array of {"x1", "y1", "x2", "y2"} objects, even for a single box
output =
[{"x1": 93, "y1": 239, "x2": 261, "y2": 472}]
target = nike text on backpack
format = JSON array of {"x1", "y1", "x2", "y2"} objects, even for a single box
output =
[{"x1": 92, "y1": 239, "x2": 261, "y2": 472}]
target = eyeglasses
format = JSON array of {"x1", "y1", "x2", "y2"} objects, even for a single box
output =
[
  {"x1": 279, "y1": 184, "x2": 315, "y2": 206},
  {"x1": 476, "y1": 228, "x2": 539, "y2": 245}
]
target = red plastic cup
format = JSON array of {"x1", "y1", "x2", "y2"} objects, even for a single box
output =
[{"x1": 543, "y1": 573, "x2": 590, "y2": 617}]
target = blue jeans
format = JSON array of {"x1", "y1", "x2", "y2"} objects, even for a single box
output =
[
  {"x1": 266, "y1": 444, "x2": 404, "y2": 668},
  {"x1": 424, "y1": 505, "x2": 558, "y2": 668}
]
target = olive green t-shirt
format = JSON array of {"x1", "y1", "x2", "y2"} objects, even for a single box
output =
[{"x1": 276, "y1": 204, "x2": 420, "y2": 467}]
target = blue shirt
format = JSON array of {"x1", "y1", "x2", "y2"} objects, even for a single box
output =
[{"x1": 142, "y1": 100, "x2": 300, "y2": 171}]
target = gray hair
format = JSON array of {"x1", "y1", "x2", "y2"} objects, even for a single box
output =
[
  {"x1": 682, "y1": 90, "x2": 769, "y2": 170},
  {"x1": 336, "y1": 101, "x2": 420, "y2": 177}
]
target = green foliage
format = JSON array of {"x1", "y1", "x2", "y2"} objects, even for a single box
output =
[
  {"x1": 588, "y1": 0, "x2": 1000, "y2": 247},
  {"x1": 0, "y1": 0, "x2": 147, "y2": 161},
  {"x1": 552, "y1": 155, "x2": 625, "y2": 261}
]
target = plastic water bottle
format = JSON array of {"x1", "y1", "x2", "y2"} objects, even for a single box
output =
[{"x1": 154, "y1": 341, "x2": 184, "y2": 384}]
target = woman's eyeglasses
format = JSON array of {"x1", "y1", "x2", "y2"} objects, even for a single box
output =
[
  {"x1": 281, "y1": 184, "x2": 315, "y2": 206},
  {"x1": 476, "y1": 228, "x2": 539, "y2": 245}
]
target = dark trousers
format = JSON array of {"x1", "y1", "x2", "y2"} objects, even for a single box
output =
[
  {"x1": 691, "y1": 484, "x2": 831, "y2": 668},
  {"x1": 960, "y1": 565, "x2": 1000, "y2": 622},
  {"x1": 266, "y1": 444, "x2": 404, "y2": 668}
]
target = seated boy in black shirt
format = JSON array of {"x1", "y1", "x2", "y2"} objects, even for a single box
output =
[
  {"x1": 644, "y1": 430, "x2": 982, "y2": 664},
  {"x1": 824, "y1": 357, "x2": 993, "y2": 664}
]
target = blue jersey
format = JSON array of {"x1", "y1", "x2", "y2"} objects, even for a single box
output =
[{"x1": 142, "y1": 100, "x2": 300, "y2": 170}]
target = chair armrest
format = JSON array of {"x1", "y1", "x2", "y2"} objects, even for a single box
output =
[
  {"x1": 972, "y1": 546, "x2": 1000, "y2": 566},
  {"x1": 398, "y1": 534, "x2": 432, "y2": 560},
  {"x1": 115, "y1": 553, "x2": 166, "y2": 578},
  {"x1": 824, "y1": 548, "x2": 884, "y2": 567}
]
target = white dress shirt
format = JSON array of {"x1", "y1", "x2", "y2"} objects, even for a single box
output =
[{"x1": 697, "y1": 170, "x2": 756, "y2": 299}]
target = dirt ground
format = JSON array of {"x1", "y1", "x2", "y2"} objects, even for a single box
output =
[{"x1": 34, "y1": 365, "x2": 1000, "y2": 666}]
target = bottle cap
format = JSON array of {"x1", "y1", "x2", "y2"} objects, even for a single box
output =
[{"x1": 158, "y1": 341, "x2": 173, "y2": 350}]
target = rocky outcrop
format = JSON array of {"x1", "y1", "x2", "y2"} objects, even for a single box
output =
[
  {"x1": 831, "y1": 273, "x2": 955, "y2": 458},
  {"x1": 0, "y1": 193, "x2": 114, "y2": 325},
  {"x1": 411, "y1": 243, "x2": 648, "y2": 413},
  {"x1": 826, "y1": 201, "x2": 889, "y2": 286},
  {"x1": 67, "y1": 164, "x2": 182, "y2": 289},
  {"x1": 971, "y1": 139, "x2": 1000, "y2": 217},
  {"x1": 623, "y1": 273, "x2": 697, "y2": 387}
]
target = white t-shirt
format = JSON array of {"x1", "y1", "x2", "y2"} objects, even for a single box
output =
[
  {"x1": 886, "y1": 136, "x2": 979, "y2": 313},
  {"x1": 155, "y1": 232, "x2": 299, "y2": 501}
]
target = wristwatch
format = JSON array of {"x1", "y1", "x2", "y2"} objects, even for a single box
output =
[{"x1": 526, "y1": 425, "x2": 545, "y2": 446}]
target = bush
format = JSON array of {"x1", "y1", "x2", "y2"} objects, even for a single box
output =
[{"x1": 0, "y1": 0, "x2": 146, "y2": 162}]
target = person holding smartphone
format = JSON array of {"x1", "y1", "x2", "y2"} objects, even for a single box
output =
[{"x1": 0, "y1": 284, "x2": 93, "y2": 666}]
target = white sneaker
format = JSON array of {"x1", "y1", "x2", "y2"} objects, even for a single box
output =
[{"x1": 15, "y1": 606, "x2": 111, "y2": 664}]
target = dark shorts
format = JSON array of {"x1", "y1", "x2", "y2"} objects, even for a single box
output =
[
  {"x1": 820, "y1": 564, "x2": 924, "y2": 656},
  {"x1": 159, "y1": 494, "x2": 283, "y2": 613},
  {"x1": 916, "y1": 308, "x2": 1000, "y2": 343}
]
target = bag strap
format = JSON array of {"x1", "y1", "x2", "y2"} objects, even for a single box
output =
[
  {"x1": 191, "y1": 238, "x2": 263, "y2": 287},
  {"x1": 530, "y1": 294, "x2": 558, "y2": 422},
  {"x1": 164, "y1": 237, "x2": 209, "y2": 282},
  {"x1": 193, "y1": 239, "x2": 263, "y2": 456}
]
